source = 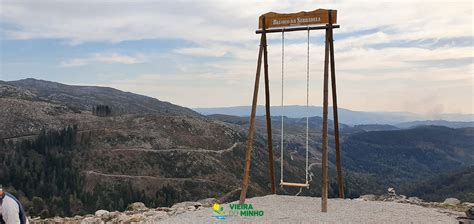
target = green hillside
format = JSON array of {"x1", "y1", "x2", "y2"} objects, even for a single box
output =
[{"x1": 404, "y1": 166, "x2": 474, "y2": 202}]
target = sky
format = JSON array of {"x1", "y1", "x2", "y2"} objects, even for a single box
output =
[{"x1": 0, "y1": 0, "x2": 473, "y2": 115}]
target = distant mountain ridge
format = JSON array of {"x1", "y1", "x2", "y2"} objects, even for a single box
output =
[
  {"x1": 396, "y1": 120, "x2": 474, "y2": 129},
  {"x1": 193, "y1": 105, "x2": 474, "y2": 125},
  {"x1": 4, "y1": 78, "x2": 199, "y2": 117}
]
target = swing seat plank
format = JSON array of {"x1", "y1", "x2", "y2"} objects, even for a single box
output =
[{"x1": 280, "y1": 182, "x2": 309, "y2": 188}]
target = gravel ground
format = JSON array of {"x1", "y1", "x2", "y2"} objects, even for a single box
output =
[{"x1": 161, "y1": 195, "x2": 460, "y2": 224}]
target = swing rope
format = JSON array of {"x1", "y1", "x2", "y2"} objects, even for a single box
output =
[
  {"x1": 305, "y1": 26, "x2": 310, "y2": 184},
  {"x1": 280, "y1": 28, "x2": 285, "y2": 185},
  {"x1": 280, "y1": 27, "x2": 311, "y2": 188}
]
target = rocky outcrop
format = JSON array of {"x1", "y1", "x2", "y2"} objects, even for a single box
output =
[
  {"x1": 38, "y1": 195, "x2": 470, "y2": 223},
  {"x1": 30, "y1": 198, "x2": 216, "y2": 224},
  {"x1": 31, "y1": 191, "x2": 474, "y2": 224},
  {"x1": 467, "y1": 207, "x2": 474, "y2": 219},
  {"x1": 458, "y1": 207, "x2": 474, "y2": 224},
  {"x1": 357, "y1": 188, "x2": 473, "y2": 222}
]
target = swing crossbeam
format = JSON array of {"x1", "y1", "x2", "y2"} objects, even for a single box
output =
[
  {"x1": 256, "y1": 24, "x2": 340, "y2": 34},
  {"x1": 280, "y1": 182, "x2": 310, "y2": 188}
]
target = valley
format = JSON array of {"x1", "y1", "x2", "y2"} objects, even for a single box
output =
[{"x1": 1, "y1": 79, "x2": 473, "y2": 218}]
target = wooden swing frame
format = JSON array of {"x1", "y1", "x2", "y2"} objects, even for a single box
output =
[{"x1": 239, "y1": 9, "x2": 344, "y2": 213}]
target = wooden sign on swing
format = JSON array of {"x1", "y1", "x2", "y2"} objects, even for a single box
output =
[{"x1": 259, "y1": 9, "x2": 337, "y2": 29}]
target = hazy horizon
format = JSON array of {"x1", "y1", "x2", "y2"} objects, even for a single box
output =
[{"x1": 3, "y1": 77, "x2": 474, "y2": 117}]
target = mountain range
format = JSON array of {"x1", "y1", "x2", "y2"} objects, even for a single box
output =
[
  {"x1": 194, "y1": 105, "x2": 474, "y2": 126},
  {"x1": 1, "y1": 78, "x2": 473, "y2": 218}
]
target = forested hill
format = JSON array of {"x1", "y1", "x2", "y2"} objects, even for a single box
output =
[
  {"x1": 0, "y1": 79, "x2": 284, "y2": 218},
  {"x1": 210, "y1": 114, "x2": 474, "y2": 200},
  {"x1": 340, "y1": 126, "x2": 474, "y2": 195},
  {"x1": 404, "y1": 166, "x2": 474, "y2": 202}
]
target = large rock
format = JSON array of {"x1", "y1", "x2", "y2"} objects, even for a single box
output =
[
  {"x1": 128, "y1": 202, "x2": 148, "y2": 211},
  {"x1": 443, "y1": 198, "x2": 461, "y2": 206},
  {"x1": 387, "y1": 187, "x2": 396, "y2": 196},
  {"x1": 466, "y1": 207, "x2": 474, "y2": 219},
  {"x1": 94, "y1": 210, "x2": 109, "y2": 217}
]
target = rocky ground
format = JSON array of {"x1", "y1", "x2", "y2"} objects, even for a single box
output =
[
  {"x1": 30, "y1": 198, "x2": 217, "y2": 224},
  {"x1": 30, "y1": 194, "x2": 473, "y2": 224}
]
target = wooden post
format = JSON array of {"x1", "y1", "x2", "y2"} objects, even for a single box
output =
[
  {"x1": 328, "y1": 10, "x2": 345, "y2": 199},
  {"x1": 262, "y1": 17, "x2": 277, "y2": 194},
  {"x1": 239, "y1": 31, "x2": 265, "y2": 204},
  {"x1": 321, "y1": 16, "x2": 331, "y2": 213}
]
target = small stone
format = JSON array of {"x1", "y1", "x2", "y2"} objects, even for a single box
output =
[
  {"x1": 462, "y1": 202, "x2": 474, "y2": 208},
  {"x1": 359, "y1": 194, "x2": 377, "y2": 201},
  {"x1": 154, "y1": 211, "x2": 168, "y2": 216},
  {"x1": 197, "y1": 198, "x2": 217, "y2": 207},
  {"x1": 81, "y1": 216, "x2": 103, "y2": 224},
  {"x1": 408, "y1": 197, "x2": 423, "y2": 204},
  {"x1": 378, "y1": 195, "x2": 390, "y2": 201},
  {"x1": 143, "y1": 210, "x2": 157, "y2": 217},
  {"x1": 443, "y1": 198, "x2": 461, "y2": 206},
  {"x1": 108, "y1": 211, "x2": 120, "y2": 218},
  {"x1": 114, "y1": 214, "x2": 129, "y2": 223},
  {"x1": 145, "y1": 211, "x2": 168, "y2": 221},
  {"x1": 394, "y1": 198, "x2": 408, "y2": 203},
  {"x1": 175, "y1": 207, "x2": 186, "y2": 215},
  {"x1": 128, "y1": 214, "x2": 145, "y2": 222},
  {"x1": 171, "y1": 201, "x2": 203, "y2": 210},
  {"x1": 157, "y1": 207, "x2": 173, "y2": 212},
  {"x1": 52, "y1": 217, "x2": 63, "y2": 222}
]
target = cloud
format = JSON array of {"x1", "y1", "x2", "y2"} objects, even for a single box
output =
[
  {"x1": 1, "y1": 0, "x2": 472, "y2": 114},
  {"x1": 60, "y1": 53, "x2": 145, "y2": 67},
  {"x1": 0, "y1": 0, "x2": 260, "y2": 43},
  {"x1": 174, "y1": 46, "x2": 229, "y2": 57},
  {"x1": 1, "y1": 0, "x2": 471, "y2": 45},
  {"x1": 60, "y1": 58, "x2": 88, "y2": 67}
]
